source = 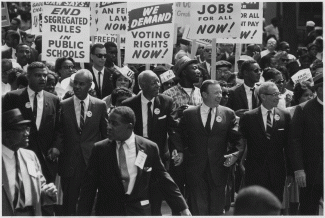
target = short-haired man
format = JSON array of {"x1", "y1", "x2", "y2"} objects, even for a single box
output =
[
  {"x1": 179, "y1": 80, "x2": 244, "y2": 215},
  {"x1": 77, "y1": 106, "x2": 190, "y2": 216},
  {"x1": 2, "y1": 30, "x2": 20, "y2": 59},
  {"x1": 88, "y1": 43, "x2": 114, "y2": 99},
  {"x1": 54, "y1": 69, "x2": 108, "y2": 215},
  {"x1": 104, "y1": 41, "x2": 118, "y2": 68},
  {"x1": 15, "y1": 43, "x2": 31, "y2": 71},
  {"x1": 215, "y1": 60, "x2": 232, "y2": 82},
  {"x1": 239, "y1": 81, "x2": 291, "y2": 202},
  {"x1": 2, "y1": 108, "x2": 57, "y2": 216},
  {"x1": 2, "y1": 62, "x2": 61, "y2": 215}
]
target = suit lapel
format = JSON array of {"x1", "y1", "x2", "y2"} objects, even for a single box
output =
[
  {"x1": 152, "y1": 96, "x2": 161, "y2": 129},
  {"x1": 196, "y1": 106, "x2": 209, "y2": 134},
  {"x1": 130, "y1": 136, "x2": 145, "y2": 195},
  {"x1": 211, "y1": 106, "x2": 221, "y2": 133},
  {"x1": 2, "y1": 159, "x2": 14, "y2": 212},
  {"x1": 271, "y1": 108, "x2": 280, "y2": 136},
  {"x1": 239, "y1": 84, "x2": 249, "y2": 109},
  {"x1": 256, "y1": 107, "x2": 267, "y2": 138},
  {"x1": 90, "y1": 67, "x2": 100, "y2": 97},
  {"x1": 134, "y1": 95, "x2": 143, "y2": 136},
  {"x1": 84, "y1": 96, "x2": 94, "y2": 128},
  {"x1": 39, "y1": 92, "x2": 50, "y2": 130},
  {"x1": 67, "y1": 97, "x2": 79, "y2": 132},
  {"x1": 102, "y1": 68, "x2": 111, "y2": 98},
  {"x1": 20, "y1": 88, "x2": 34, "y2": 120}
]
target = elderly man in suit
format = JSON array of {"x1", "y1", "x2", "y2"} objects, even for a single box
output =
[
  {"x1": 2, "y1": 62, "x2": 60, "y2": 215},
  {"x1": 2, "y1": 108, "x2": 57, "y2": 216},
  {"x1": 54, "y1": 69, "x2": 108, "y2": 215},
  {"x1": 239, "y1": 81, "x2": 291, "y2": 202},
  {"x1": 121, "y1": 70, "x2": 182, "y2": 215},
  {"x1": 77, "y1": 106, "x2": 190, "y2": 216},
  {"x1": 179, "y1": 80, "x2": 244, "y2": 215},
  {"x1": 288, "y1": 74, "x2": 323, "y2": 215}
]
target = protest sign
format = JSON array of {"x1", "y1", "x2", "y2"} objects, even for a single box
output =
[
  {"x1": 219, "y1": 2, "x2": 263, "y2": 43},
  {"x1": 93, "y1": 34, "x2": 126, "y2": 49},
  {"x1": 160, "y1": 70, "x2": 175, "y2": 84},
  {"x1": 182, "y1": 25, "x2": 212, "y2": 46},
  {"x1": 96, "y1": 2, "x2": 127, "y2": 35},
  {"x1": 31, "y1": 2, "x2": 43, "y2": 34},
  {"x1": 291, "y1": 68, "x2": 312, "y2": 85},
  {"x1": 188, "y1": 2, "x2": 241, "y2": 39},
  {"x1": 175, "y1": 2, "x2": 191, "y2": 26},
  {"x1": 125, "y1": 2, "x2": 175, "y2": 64},
  {"x1": 42, "y1": 2, "x2": 90, "y2": 62},
  {"x1": 1, "y1": 2, "x2": 10, "y2": 27}
]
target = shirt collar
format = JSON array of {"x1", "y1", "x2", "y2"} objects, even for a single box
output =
[
  {"x1": 261, "y1": 104, "x2": 274, "y2": 115},
  {"x1": 2, "y1": 144, "x2": 14, "y2": 159},
  {"x1": 27, "y1": 86, "x2": 43, "y2": 97},
  {"x1": 243, "y1": 83, "x2": 255, "y2": 91},
  {"x1": 201, "y1": 102, "x2": 216, "y2": 114},
  {"x1": 141, "y1": 92, "x2": 154, "y2": 104},
  {"x1": 92, "y1": 66, "x2": 105, "y2": 75},
  {"x1": 74, "y1": 94, "x2": 90, "y2": 104},
  {"x1": 317, "y1": 96, "x2": 323, "y2": 105},
  {"x1": 118, "y1": 132, "x2": 135, "y2": 150}
]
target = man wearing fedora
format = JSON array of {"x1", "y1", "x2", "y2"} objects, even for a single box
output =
[
  {"x1": 2, "y1": 108, "x2": 57, "y2": 216},
  {"x1": 289, "y1": 74, "x2": 323, "y2": 215}
]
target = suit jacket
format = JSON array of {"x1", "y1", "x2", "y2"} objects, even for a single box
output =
[
  {"x1": 289, "y1": 98, "x2": 323, "y2": 185},
  {"x1": 88, "y1": 65, "x2": 114, "y2": 99},
  {"x1": 239, "y1": 106, "x2": 291, "y2": 188},
  {"x1": 54, "y1": 96, "x2": 108, "y2": 177},
  {"x1": 180, "y1": 105, "x2": 244, "y2": 187},
  {"x1": 2, "y1": 48, "x2": 13, "y2": 59},
  {"x1": 121, "y1": 94, "x2": 182, "y2": 163},
  {"x1": 2, "y1": 148, "x2": 56, "y2": 216},
  {"x1": 77, "y1": 135, "x2": 187, "y2": 216},
  {"x1": 226, "y1": 83, "x2": 260, "y2": 111},
  {"x1": 2, "y1": 88, "x2": 60, "y2": 182}
]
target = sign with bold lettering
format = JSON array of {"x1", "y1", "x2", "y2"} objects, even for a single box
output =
[
  {"x1": 182, "y1": 25, "x2": 212, "y2": 46},
  {"x1": 31, "y1": 2, "x2": 43, "y2": 34},
  {"x1": 188, "y1": 2, "x2": 241, "y2": 39},
  {"x1": 96, "y1": 2, "x2": 127, "y2": 35},
  {"x1": 160, "y1": 70, "x2": 175, "y2": 83},
  {"x1": 219, "y1": 2, "x2": 263, "y2": 43},
  {"x1": 93, "y1": 34, "x2": 126, "y2": 48},
  {"x1": 42, "y1": 2, "x2": 90, "y2": 62},
  {"x1": 1, "y1": 2, "x2": 10, "y2": 27},
  {"x1": 291, "y1": 68, "x2": 312, "y2": 85},
  {"x1": 125, "y1": 2, "x2": 174, "y2": 64}
]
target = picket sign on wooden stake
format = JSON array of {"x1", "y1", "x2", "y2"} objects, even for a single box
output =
[
  {"x1": 211, "y1": 38, "x2": 217, "y2": 80},
  {"x1": 234, "y1": 43, "x2": 241, "y2": 73},
  {"x1": 190, "y1": 39, "x2": 197, "y2": 59},
  {"x1": 117, "y1": 34, "x2": 121, "y2": 67}
]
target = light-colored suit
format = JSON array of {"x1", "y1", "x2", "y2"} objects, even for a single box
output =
[{"x1": 2, "y1": 148, "x2": 56, "y2": 216}]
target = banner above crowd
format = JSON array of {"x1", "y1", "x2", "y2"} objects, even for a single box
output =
[
  {"x1": 188, "y1": 2, "x2": 241, "y2": 39},
  {"x1": 42, "y1": 2, "x2": 90, "y2": 62},
  {"x1": 125, "y1": 2, "x2": 175, "y2": 64}
]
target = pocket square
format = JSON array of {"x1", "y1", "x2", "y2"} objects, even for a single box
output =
[
  {"x1": 144, "y1": 167, "x2": 152, "y2": 172},
  {"x1": 278, "y1": 128, "x2": 285, "y2": 131},
  {"x1": 158, "y1": 115, "x2": 166, "y2": 120}
]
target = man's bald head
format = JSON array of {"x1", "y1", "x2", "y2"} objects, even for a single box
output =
[
  {"x1": 74, "y1": 69, "x2": 93, "y2": 84},
  {"x1": 138, "y1": 70, "x2": 159, "y2": 89},
  {"x1": 138, "y1": 70, "x2": 160, "y2": 99}
]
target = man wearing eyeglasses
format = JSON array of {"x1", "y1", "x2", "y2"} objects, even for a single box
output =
[
  {"x1": 88, "y1": 43, "x2": 114, "y2": 99},
  {"x1": 239, "y1": 81, "x2": 291, "y2": 204}
]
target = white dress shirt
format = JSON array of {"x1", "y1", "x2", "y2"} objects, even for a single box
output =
[
  {"x1": 261, "y1": 104, "x2": 274, "y2": 130},
  {"x1": 2, "y1": 82, "x2": 11, "y2": 94},
  {"x1": 92, "y1": 66, "x2": 105, "y2": 93},
  {"x1": 141, "y1": 93, "x2": 154, "y2": 138},
  {"x1": 244, "y1": 83, "x2": 256, "y2": 111},
  {"x1": 200, "y1": 103, "x2": 216, "y2": 130},
  {"x1": 73, "y1": 95, "x2": 90, "y2": 128},
  {"x1": 116, "y1": 132, "x2": 137, "y2": 195},
  {"x1": 2, "y1": 146, "x2": 32, "y2": 206},
  {"x1": 27, "y1": 86, "x2": 44, "y2": 130}
]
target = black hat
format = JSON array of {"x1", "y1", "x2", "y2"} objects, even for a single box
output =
[
  {"x1": 2, "y1": 108, "x2": 31, "y2": 131},
  {"x1": 216, "y1": 60, "x2": 232, "y2": 69}
]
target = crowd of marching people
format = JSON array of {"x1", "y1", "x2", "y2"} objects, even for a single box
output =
[{"x1": 1, "y1": 2, "x2": 323, "y2": 216}]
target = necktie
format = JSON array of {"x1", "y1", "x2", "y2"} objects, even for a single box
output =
[
  {"x1": 33, "y1": 92, "x2": 38, "y2": 121},
  {"x1": 251, "y1": 87, "x2": 257, "y2": 109},
  {"x1": 205, "y1": 108, "x2": 212, "y2": 134},
  {"x1": 118, "y1": 142, "x2": 130, "y2": 193},
  {"x1": 80, "y1": 100, "x2": 85, "y2": 131},
  {"x1": 266, "y1": 110, "x2": 272, "y2": 140},
  {"x1": 147, "y1": 102, "x2": 153, "y2": 138},
  {"x1": 98, "y1": 71, "x2": 101, "y2": 97},
  {"x1": 13, "y1": 151, "x2": 25, "y2": 209}
]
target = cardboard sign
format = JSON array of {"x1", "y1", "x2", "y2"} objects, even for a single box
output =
[
  {"x1": 42, "y1": 2, "x2": 90, "y2": 62},
  {"x1": 1, "y1": 2, "x2": 10, "y2": 27},
  {"x1": 219, "y1": 2, "x2": 263, "y2": 43},
  {"x1": 125, "y1": 2, "x2": 175, "y2": 64},
  {"x1": 174, "y1": 2, "x2": 191, "y2": 26},
  {"x1": 189, "y1": 2, "x2": 241, "y2": 39},
  {"x1": 291, "y1": 68, "x2": 312, "y2": 85},
  {"x1": 93, "y1": 34, "x2": 126, "y2": 48},
  {"x1": 182, "y1": 25, "x2": 212, "y2": 46},
  {"x1": 96, "y1": 2, "x2": 127, "y2": 35},
  {"x1": 115, "y1": 65, "x2": 135, "y2": 81},
  {"x1": 160, "y1": 70, "x2": 175, "y2": 84},
  {"x1": 31, "y1": 2, "x2": 43, "y2": 34}
]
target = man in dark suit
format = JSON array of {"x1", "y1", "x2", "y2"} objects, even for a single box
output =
[
  {"x1": 226, "y1": 60, "x2": 261, "y2": 118},
  {"x1": 88, "y1": 43, "x2": 114, "y2": 99},
  {"x1": 288, "y1": 74, "x2": 323, "y2": 215},
  {"x1": 179, "y1": 80, "x2": 244, "y2": 215},
  {"x1": 54, "y1": 69, "x2": 108, "y2": 215},
  {"x1": 77, "y1": 106, "x2": 190, "y2": 216},
  {"x1": 2, "y1": 109, "x2": 57, "y2": 216},
  {"x1": 239, "y1": 81, "x2": 291, "y2": 202},
  {"x1": 2, "y1": 62, "x2": 60, "y2": 215},
  {"x1": 2, "y1": 30, "x2": 20, "y2": 59},
  {"x1": 121, "y1": 70, "x2": 182, "y2": 215}
]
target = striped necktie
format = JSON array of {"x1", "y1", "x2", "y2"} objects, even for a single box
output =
[
  {"x1": 13, "y1": 151, "x2": 25, "y2": 209},
  {"x1": 80, "y1": 100, "x2": 85, "y2": 131},
  {"x1": 266, "y1": 110, "x2": 272, "y2": 140}
]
